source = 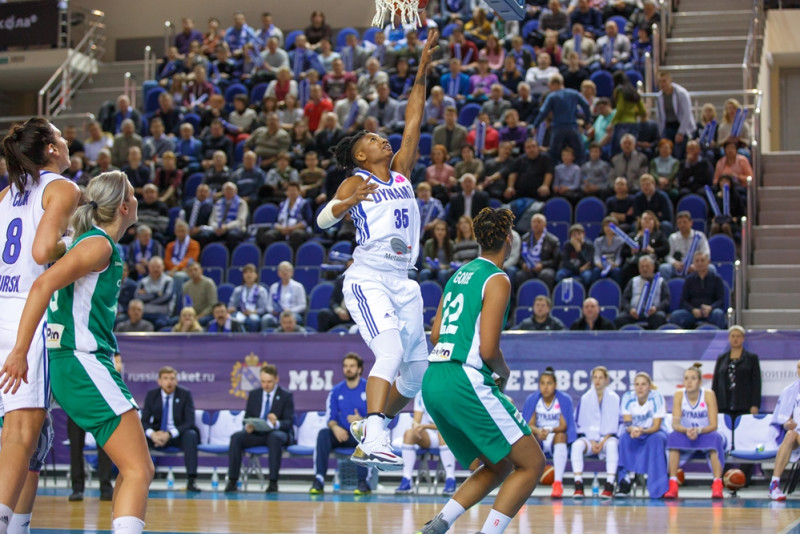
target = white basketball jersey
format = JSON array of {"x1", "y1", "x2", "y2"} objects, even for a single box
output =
[
  {"x1": 680, "y1": 388, "x2": 710, "y2": 429},
  {"x1": 534, "y1": 397, "x2": 563, "y2": 430},
  {"x1": 0, "y1": 171, "x2": 68, "y2": 323},
  {"x1": 621, "y1": 390, "x2": 666, "y2": 430},
  {"x1": 413, "y1": 391, "x2": 434, "y2": 426},
  {"x1": 349, "y1": 169, "x2": 420, "y2": 273}
]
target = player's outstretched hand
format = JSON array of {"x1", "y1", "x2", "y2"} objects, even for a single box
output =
[
  {"x1": 0, "y1": 349, "x2": 29, "y2": 395},
  {"x1": 346, "y1": 175, "x2": 379, "y2": 207},
  {"x1": 419, "y1": 30, "x2": 439, "y2": 67}
]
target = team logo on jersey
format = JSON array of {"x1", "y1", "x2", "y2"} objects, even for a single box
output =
[
  {"x1": 390, "y1": 238, "x2": 410, "y2": 255},
  {"x1": 229, "y1": 352, "x2": 264, "y2": 399},
  {"x1": 394, "y1": 175, "x2": 406, "y2": 183}
]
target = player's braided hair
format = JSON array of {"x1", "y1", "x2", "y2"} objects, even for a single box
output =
[
  {"x1": 473, "y1": 207, "x2": 514, "y2": 253},
  {"x1": 331, "y1": 130, "x2": 370, "y2": 174}
]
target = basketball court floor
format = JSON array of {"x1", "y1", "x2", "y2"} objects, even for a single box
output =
[{"x1": 25, "y1": 484, "x2": 800, "y2": 533}]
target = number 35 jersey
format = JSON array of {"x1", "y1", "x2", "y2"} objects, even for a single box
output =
[
  {"x1": 0, "y1": 172, "x2": 68, "y2": 324},
  {"x1": 349, "y1": 169, "x2": 419, "y2": 274},
  {"x1": 428, "y1": 257, "x2": 510, "y2": 375}
]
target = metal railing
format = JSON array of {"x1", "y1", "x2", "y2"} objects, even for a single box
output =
[
  {"x1": 742, "y1": 0, "x2": 765, "y2": 104},
  {"x1": 657, "y1": 0, "x2": 672, "y2": 66},
  {"x1": 123, "y1": 72, "x2": 138, "y2": 110},
  {"x1": 164, "y1": 21, "x2": 175, "y2": 56},
  {"x1": 37, "y1": 9, "x2": 106, "y2": 118},
  {"x1": 143, "y1": 46, "x2": 157, "y2": 82},
  {"x1": 0, "y1": 112, "x2": 96, "y2": 137}
]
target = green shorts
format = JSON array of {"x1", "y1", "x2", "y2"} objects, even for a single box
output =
[
  {"x1": 49, "y1": 350, "x2": 138, "y2": 447},
  {"x1": 422, "y1": 361, "x2": 531, "y2": 468}
]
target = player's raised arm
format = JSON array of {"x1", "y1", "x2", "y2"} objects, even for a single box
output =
[{"x1": 391, "y1": 29, "x2": 438, "y2": 178}]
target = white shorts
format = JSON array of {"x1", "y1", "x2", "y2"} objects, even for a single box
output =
[
  {"x1": 575, "y1": 436, "x2": 618, "y2": 460},
  {"x1": 0, "y1": 319, "x2": 49, "y2": 414},
  {"x1": 539, "y1": 432, "x2": 555, "y2": 455},
  {"x1": 344, "y1": 263, "x2": 428, "y2": 361}
]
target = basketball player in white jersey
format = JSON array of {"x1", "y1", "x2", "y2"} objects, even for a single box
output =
[
  {"x1": 0, "y1": 118, "x2": 80, "y2": 534},
  {"x1": 317, "y1": 30, "x2": 439, "y2": 470}
]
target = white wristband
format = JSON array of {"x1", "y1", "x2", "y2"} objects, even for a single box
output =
[{"x1": 317, "y1": 198, "x2": 345, "y2": 229}]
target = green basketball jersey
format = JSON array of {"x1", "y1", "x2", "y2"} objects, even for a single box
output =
[
  {"x1": 428, "y1": 257, "x2": 510, "y2": 374},
  {"x1": 47, "y1": 227, "x2": 122, "y2": 357}
]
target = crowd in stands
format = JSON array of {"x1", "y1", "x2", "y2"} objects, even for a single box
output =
[{"x1": 4, "y1": 1, "x2": 754, "y2": 335}]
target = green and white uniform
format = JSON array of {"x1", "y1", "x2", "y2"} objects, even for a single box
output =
[
  {"x1": 422, "y1": 257, "x2": 530, "y2": 468},
  {"x1": 46, "y1": 226, "x2": 137, "y2": 447}
]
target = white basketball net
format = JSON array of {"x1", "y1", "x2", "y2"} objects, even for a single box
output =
[{"x1": 372, "y1": 0, "x2": 421, "y2": 28}]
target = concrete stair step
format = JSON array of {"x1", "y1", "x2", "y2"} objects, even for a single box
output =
[
  {"x1": 749, "y1": 278, "x2": 800, "y2": 293},
  {"x1": 758, "y1": 197, "x2": 800, "y2": 212},
  {"x1": 754, "y1": 237, "x2": 800, "y2": 251},
  {"x1": 753, "y1": 225, "x2": 800, "y2": 239},
  {"x1": 753, "y1": 248, "x2": 800, "y2": 264},
  {"x1": 742, "y1": 309, "x2": 800, "y2": 329},
  {"x1": 672, "y1": 26, "x2": 751, "y2": 38},
  {"x1": 677, "y1": 0, "x2": 751, "y2": 12},
  {"x1": 758, "y1": 187, "x2": 800, "y2": 201},
  {"x1": 672, "y1": 12, "x2": 753, "y2": 28},
  {"x1": 749, "y1": 293, "x2": 800, "y2": 309},
  {"x1": 758, "y1": 211, "x2": 800, "y2": 226},
  {"x1": 748, "y1": 265, "x2": 800, "y2": 278},
  {"x1": 763, "y1": 174, "x2": 800, "y2": 187},
  {"x1": 667, "y1": 53, "x2": 747, "y2": 65}
]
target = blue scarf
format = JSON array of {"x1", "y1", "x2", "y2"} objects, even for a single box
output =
[
  {"x1": 240, "y1": 284, "x2": 262, "y2": 311},
  {"x1": 343, "y1": 99, "x2": 360, "y2": 130},
  {"x1": 171, "y1": 236, "x2": 190, "y2": 265},
  {"x1": 216, "y1": 195, "x2": 241, "y2": 228},
  {"x1": 134, "y1": 238, "x2": 154, "y2": 263},
  {"x1": 279, "y1": 196, "x2": 305, "y2": 226},
  {"x1": 208, "y1": 318, "x2": 232, "y2": 333}
]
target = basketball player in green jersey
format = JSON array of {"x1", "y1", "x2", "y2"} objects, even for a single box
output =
[
  {"x1": 416, "y1": 207, "x2": 545, "y2": 534},
  {"x1": 0, "y1": 171, "x2": 153, "y2": 534}
]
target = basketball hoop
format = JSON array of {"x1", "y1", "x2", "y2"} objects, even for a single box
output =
[{"x1": 371, "y1": 0, "x2": 424, "y2": 28}]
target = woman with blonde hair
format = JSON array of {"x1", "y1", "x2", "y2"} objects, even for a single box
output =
[
  {"x1": 425, "y1": 144, "x2": 456, "y2": 203},
  {"x1": 616, "y1": 372, "x2": 669, "y2": 498},
  {"x1": 716, "y1": 98, "x2": 751, "y2": 149},
  {"x1": 453, "y1": 215, "x2": 481, "y2": 266},
  {"x1": 172, "y1": 307, "x2": 203, "y2": 333}
]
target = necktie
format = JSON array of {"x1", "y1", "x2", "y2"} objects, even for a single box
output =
[
  {"x1": 262, "y1": 392, "x2": 272, "y2": 419},
  {"x1": 161, "y1": 394, "x2": 170, "y2": 431},
  {"x1": 188, "y1": 200, "x2": 201, "y2": 228}
]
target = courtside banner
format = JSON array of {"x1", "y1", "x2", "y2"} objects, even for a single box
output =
[
  {"x1": 0, "y1": 0, "x2": 60, "y2": 48},
  {"x1": 117, "y1": 330, "x2": 799, "y2": 412}
]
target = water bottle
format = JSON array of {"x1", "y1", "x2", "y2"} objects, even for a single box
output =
[
  {"x1": 333, "y1": 471, "x2": 341, "y2": 492},
  {"x1": 591, "y1": 473, "x2": 599, "y2": 497},
  {"x1": 211, "y1": 467, "x2": 219, "y2": 490},
  {"x1": 166, "y1": 467, "x2": 175, "y2": 490}
]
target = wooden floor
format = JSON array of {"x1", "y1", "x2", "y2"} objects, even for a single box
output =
[{"x1": 28, "y1": 488, "x2": 800, "y2": 534}]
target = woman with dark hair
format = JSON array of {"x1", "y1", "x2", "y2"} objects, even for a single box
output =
[
  {"x1": 0, "y1": 118, "x2": 81, "y2": 533},
  {"x1": 316, "y1": 31, "x2": 439, "y2": 472},
  {"x1": 619, "y1": 210, "x2": 669, "y2": 287},
  {"x1": 304, "y1": 11, "x2": 332, "y2": 49},
  {"x1": 388, "y1": 57, "x2": 413, "y2": 100},
  {"x1": 419, "y1": 219, "x2": 455, "y2": 286},
  {"x1": 608, "y1": 71, "x2": 647, "y2": 156},
  {"x1": 712, "y1": 326, "x2": 761, "y2": 421}
]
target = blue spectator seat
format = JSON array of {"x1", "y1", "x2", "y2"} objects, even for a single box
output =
[
  {"x1": 263, "y1": 241, "x2": 293, "y2": 267},
  {"x1": 362, "y1": 27, "x2": 381, "y2": 44},
  {"x1": 183, "y1": 113, "x2": 201, "y2": 132},
  {"x1": 575, "y1": 196, "x2": 605, "y2": 240},
  {"x1": 116, "y1": 243, "x2": 128, "y2": 261},
  {"x1": 296, "y1": 241, "x2": 326, "y2": 267},
  {"x1": 183, "y1": 172, "x2": 204, "y2": 199},
  {"x1": 547, "y1": 222, "x2": 568, "y2": 244},
  {"x1": 609, "y1": 16, "x2": 627, "y2": 34},
  {"x1": 589, "y1": 279, "x2": 621, "y2": 309},
  {"x1": 517, "y1": 278, "x2": 549, "y2": 308},
  {"x1": 441, "y1": 23, "x2": 460, "y2": 39},
  {"x1": 522, "y1": 19, "x2": 539, "y2": 39},
  {"x1": 729, "y1": 415, "x2": 779, "y2": 462},
  {"x1": 513, "y1": 306, "x2": 532, "y2": 325},
  {"x1": 696, "y1": 323, "x2": 720, "y2": 330},
  {"x1": 418, "y1": 133, "x2": 433, "y2": 159},
  {"x1": 145, "y1": 87, "x2": 165, "y2": 114},
  {"x1": 419, "y1": 281, "x2": 443, "y2": 309},
  {"x1": 166, "y1": 206, "x2": 182, "y2": 236},
  {"x1": 551, "y1": 306, "x2": 581, "y2": 327},
  {"x1": 625, "y1": 70, "x2": 643, "y2": 88},
  {"x1": 294, "y1": 267, "x2": 321, "y2": 294},
  {"x1": 224, "y1": 83, "x2": 248, "y2": 107},
  {"x1": 231, "y1": 243, "x2": 261, "y2": 268},
  {"x1": 388, "y1": 133, "x2": 403, "y2": 153},
  {"x1": 619, "y1": 323, "x2": 643, "y2": 331},
  {"x1": 217, "y1": 283, "x2": 235, "y2": 306},
  {"x1": 667, "y1": 278, "x2": 684, "y2": 313},
  {"x1": 715, "y1": 262, "x2": 734, "y2": 288},
  {"x1": 306, "y1": 283, "x2": 335, "y2": 330},
  {"x1": 457, "y1": 103, "x2": 481, "y2": 127},
  {"x1": 139, "y1": 116, "x2": 150, "y2": 138},
  {"x1": 489, "y1": 198, "x2": 502, "y2": 208},
  {"x1": 250, "y1": 82, "x2": 269, "y2": 104},
  {"x1": 252, "y1": 203, "x2": 278, "y2": 226},
  {"x1": 553, "y1": 278, "x2": 586, "y2": 307},
  {"x1": 544, "y1": 197, "x2": 572, "y2": 224},
  {"x1": 709, "y1": 234, "x2": 735, "y2": 262},
  {"x1": 329, "y1": 240, "x2": 353, "y2": 257},
  {"x1": 260, "y1": 267, "x2": 279, "y2": 287},
  {"x1": 589, "y1": 70, "x2": 614, "y2": 98},
  {"x1": 599, "y1": 306, "x2": 618, "y2": 321},
  {"x1": 203, "y1": 267, "x2": 224, "y2": 286},
  {"x1": 234, "y1": 139, "x2": 247, "y2": 167},
  {"x1": 676, "y1": 194, "x2": 708, "y2": 233},
  {"x1": 336, "y1": 28, "x2": 359, "y2": 51},
  {"x1": 197, "y1": 410, "x2": 245, "y2": 455},
  {"x1": 285, "y1": 30, "x2": 304, "y2": 51},
  {"x1": 200, "y1": 243, "x2": 229, "y2": 275},
  {"x1": 657, "y1": 323, "x2": 681, "y2": 330}
]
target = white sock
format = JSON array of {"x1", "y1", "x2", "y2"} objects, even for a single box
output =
[
  {"x1": 574, "y1": 474, "x2": 583, "y2": 483},
  {"x1": 604, "y1": 438, "x2": 619, "y2": 475},
  {"x1": 481, "y1": 509, "x2": 512, "y2": 534},
  {"x1": 440, "y1": 445, "x2": 456, "y2": 480},
  {"x1": 402, "y1": 444, "x2": 416, "y2": 479},
  {"x1": 570, "y1": 439, "x2": 586, "y2": 475},
  {"x1": 0, "y1": 503, "x2": 13, "y2": 534},
  {"x1": 624, "y1": 472, "x2": 633, "y2": 483},
  {"x1": 383, "y1": 415, "x2": 393, "y2": 430},
  {"x1": 606, "y1": 473, "x2": 616, "y2": 484},
  {"x1": 112, "y1": 516, "x2": 145, "y2": 534},
  {"x1": 7, "y1": 513, "x2": 31, "y2": 534},
  {"x1": 553, "y1": 443, "x2": 567, "y2": 483},
  {"x1": 363, "y1": 414, "x2": 385, "y2": 445},
  {"x1": 670, "y1": 476, "x2": 678, "y2": 482},
  {"x1": 439, "y1": 499, "x2": 466, "y2": 526},
  {"x1": 772, "y1": 476, "x2": 780, "y2": 484}
]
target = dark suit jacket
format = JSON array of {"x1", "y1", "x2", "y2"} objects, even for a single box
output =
[
  {"x1": 569, "y1": 315, "x2": 616, "y2": 331},
  {"x1": 447, "y1": 190, "x2": 491, "y2": 228},
  {"x1": 141, "y1": 386, "x2": 197, "y2": 436},
  {"x1": 712, "y1": 350, "x2": 762, "y2": 414},
  {"x1": 245, "y1": 385, "x2": 295, "y2": 441}
]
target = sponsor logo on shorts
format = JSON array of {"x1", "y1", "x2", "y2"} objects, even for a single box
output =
[
  {"x1": 45, "y1": 323, "x2": 64, "y2": 349},
  {"x1": 428, "y1": 342, "x2": 454, "y2": 362}
]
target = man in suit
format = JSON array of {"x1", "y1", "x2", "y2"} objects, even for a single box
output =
[
  {"x1": 447, "y1": 173, "x2": 490, "y2": 230},
  {"x1": 225, "y1": 364, "x2": 295, "y2": 493},
  {"x1": 140, "y1": 366, "x2": 201, "y2": 492},
  {"x1": 432, "y1": 106, "x2": 468, "y2": 161}
]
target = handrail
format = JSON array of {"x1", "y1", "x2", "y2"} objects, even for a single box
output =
[
  {"x1": 124, "y1": 72, "x2": 137, "y2": 110},
  {"x1": 37, "y1": 9, "x2": 106, "y2": 118},
  {"x1": 651, "y1": 23, "x2": 661, "y2": 81},
  {"x1": 0, "y1": 112, "x2": 96, "y2": 136},
  {"x1": 164, "y1": 21, "x2": 175, "y2": 56},
  {"x1": 658, "y1": 0, "x2": 671, "y2": 65},
  {"x1": 734, "y1": 260, "x2": 742, "y2": 325},
  {"x1": 742, "y1": 0, "x2": 765, "y2": 108},
  {"x1": 741, "y1": 215, "x2": 749, "y2": 310},
  {"x1": 143, "y1": 46, "x2": 157, "y2": 82},
  {"x1": 752, "y1": 90, "x2": 762, "y2": 185}
]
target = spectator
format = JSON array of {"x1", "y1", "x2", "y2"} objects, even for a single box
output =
[
  {"x1": 84, "y1": 120, "x2": 114, "y2": 167},
  {"x1": 557, "y1": 224, "x2": 595, "y2": 287},
  {"x1": 368, "y1": 31, "x2": 397, "y2": 71},
  {"x1": 121, "y1": 146, "x2": 151, "y2": 196},
  {"x1": 357, "y1": 58, "x2": 389, "y2": 102},
  {"x1": 175, "y1": 17, "x2": 204, "y2": 55},
  {"x1": 606, "y1": 176, "x2": 636, "y2": 231},
  {"x1": 497, "y1": 109, "x2": 527, "y2": 152},
  {"x1": 334, "y1": 82, "x2": 369, "y2": 133},
  {"x1": 64, "y1": 124, "x2": 85, "y2": 159},
  {"x1": 593, "y1": 20, "x2": 631, "y2": 72},
  {"x1": 127, "y1": 224, "x2": 164, "y2": 279},
  {"x1": 632, "y1": 173, "x2": 673, "y2": 230},
  {"x1": 710, "y1": 174, "x2": 745, "y2": 238},
  {"x1": 592, "y1": 217, "x2": 625, "y2": 284},
  {"x1": 137, "y1": 184, "x2": 169, "y2": 241},
  {"x1": 202, "y1": 17, "x2": 223, "y2": 57},
  {"x1": 650, "y1": 139, "x2": 680, "y2": 198},
  {"x1": 275, "y1": 310, "x2": 308, "y2": 333},
  {"x1": 516, "y1": 213, "x2": 561, "y2": 290},
  {"x1": 561, "y1": 51, "x2": 590, "y2": 92},
  {"x1": 626, "y1": 0, "x2": 660, "y2": 36},
  {"x1": 468, "y1": 58, "x2": 499, "y2": 103},
  {"x1": 767, "y1": 360, "x2": 800, "y2": 501},
  {"x1": 452, "y1": 215, "x2": 481, "y2": 267},
  {"x1": 115, "y1": 299, "x2": 155, "y2": 333},
  {"x1": 323, "y1": 58, "x2": 357, "y2": 102},
  {"x1": 257, "y1": 182, "x2": 312, "y2": 251},
  {"x1": 206, "y1": 301, "x2": 246, "y2": 333},
  {"x1": 608, "y1": 72, "x2": 646, "y2": 155},
  {"x1": 620, "y1": 209, "x2": 669, "y2": 287},
  {"x1": 423, "y1": 86, "x2": 456, "y2": 131},
  {"x1": 515, "y1": 295, "x2": 566, "y2": 330},
  {"x1": 201, "y1": 181, "x2": 248, "y2": 249},
  {"x1": 454, "y1": 145, "x2": 484, "y2": 181},
  {"x1": 165, "y1": 220, "x2": 200, "y2": 282},
  {"x1": 416, "y1": 182, "x2": 446, "y2": 241},
  {"x1": 525, "y1": 53, "x2": 559, "y2": 100},
  {"x1": 182, "y1": 183, "x2": 214, "y2": 239},
  {"x1": 309, "y1": 354, "x2": 369, "y2": 494},
  {"x1": 582, "y1": 143, "x2": 612, "y2": 198},
  {"x1": 367, "y1": 83, "x2": 400, "y2": 133},
  {"x1": 228, "y1": 97, "x2": 258, "y2": 138},
  {"x1": 656, "y1": 71, "x2": 694, "y2": 159},
  {"x1": 246, "y1": 112, "x2": 291, "y2": 169},
  {"x1": 616, "y1": 371, "x2": 669, "y2": 498},
  {"x1": 137, "y1": 256, "x2": 175, "y2": 330},
  {"x1": 419, "y1": 219, "x2": 456, "y2": 286},
  {"x1": 225, "y1": 363, "x2": 295, "y2": 494},
  {"x1": 587, "y1": 97, "x2": 614, "y2": 151},
  {"x1": 611, "y1": 133, "x2": 649, "y2": 193},
  {"x1": 175, "y1": 123, "x2": 203, "y2": 174},
  {"x1": 183, "y1": 65, "x2": 215, "y2": 112},
  {"x1": 224, "y1": 11, "x2": 256, "y2": 57},
  {"x1": 505, "y1": 138, "x2": 554, "y2": 202},
  {"x1": 63, "y1": 155, "x2": 87, "y2": 185},
  {"x1": 713, "y1": 139, "x2": 754, "y2": 187},
  {"x1": 711, "y1": 325, "x2": 761, "y2": 420},
  {"x1": 201, "y1": 120, "x2": 234, "y2": 171},
  {"x1": 540, "y1": 30, "x2": 564, "y2": 67},
  {"x1": 153, "y1": 92, "x2": 182, "y2": 136},
  {"x1": 316, "y1": 257, "x2": 355, "y2": 332},
  {"x1": 432, "y1": 106, "x2": 467, "y2": 160},
  {"x1": 580, "y1": 79, "x2": 598, "y2": 114},
  {"x1": 388, "y1": 57, "x2": 413, "y2": 100},
  {"x1": 153, "y1": 151, "x2": 183, "y2": 207},
  {"x1": 288, "y1": 34, "x2": 326, "y2": 77},
  {"x1": 172, "y1": 306, "x2": 204, "y2": 332},
  {"x1": 228, "y1": 264, "x2": 269, "y2": 332},
  {"x1": 571, "y1": 366, "x2": 620, "y2": 497},
  {"x1": 113, "y1": 94, "x2": 142, "y2": 135},
  {"x1": 480, "y1": 34, "x2": 506, "y2": 71},
  {"x1": 440, "y1": 58, "x2": 471, "y2": 104},
  {"x1": 570, "y1": 297, "x2": 616, "y2": 330},
  {"x1": 317, "y1": 38, "x2": 340, "y2": 72},
  {"x1": 199, "y1": 94, "x2": 227, "y2": 133},
  {"x1": 676, "y1": 140, "x2": 714, "y2": 196},
  {"x1": 314, "y1": 112, "x2": 346, "y2": 168},
  {"x1": 539, "y1": 0, "x2": 570, "y2": 41},
  {"x1": 466, "y1": 112, "x2": 500, "y2": 158},
  {"x1": 140, "y1": 366, "x2": 201, "y2": 492},
  {"x1": 89, "y1": 148, "x2": 118, "y2": 179},
  {"x1": 553, "y1": 146, "x2": 584, "y2": 203},
  {"x1": 118, "y1": 263, "x2": 138, "y2": 315},
  {"x1": 448, "y1": 26, "x2": 479, "y2": 70},
  {"x1": 448, "y1": 173, "x2": 490, "y2": 226},
  {"x1": 660, "y1": 211, "x2": 711, "y2": 280},
  {"x1": 203, "y1": 151, "x2": 233, "y2": 195},
  {"x1": 182, "y1": 261, "x2": 217, "y2": 324},
  {"x1": 716, "y1": 98, "x2": 752, "y2": 150},
  {"x1": 480, "y1": 141, "x2": 514, "y2": 200},
  {"x1": 304, "y1": 84, "x2": 335, "y2": 133},
  {"x1": 111, "y1": 119, "x2": 143, "y2": 169},
  {"x1": 262, "y1": 37, "x2": 289, "y2": 79},
  {"x1": 670, "y1": 252, "x2": 727, "y2": 329},
  {"x1": 261, "y1": 152, "x2": 298, "y2": 204},
  {"x1": 305, "y1": 11, "x2": 332, "y2": 49},
  {"x1": 663, "y1": 362, "x2": 727, "y2": 499},
  {"x1": 615, "y1": 255, "x2": 670, "y2": 329},
  {"x1": 497, "y1": 55, "x2": 524, "y2": 97},
  {"x1": 480, "y1": 84, "x2": 511, "y2": 128},
  {"x1": 263, "y1": 261, "x2": 307, "y2": 329},
  {"x1": 425, "y1": 144, "x2": 456, "y2": 198},
  {"x1": 255, "y1": 12, "x2": 284, "y2": 48},
  {"x1": 508, "y1": 35, "x2": 534, "y2": 73}
]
